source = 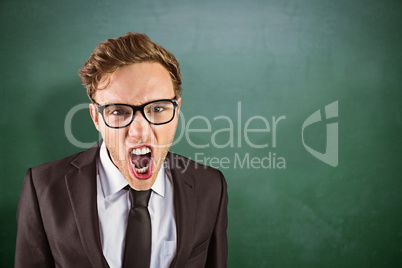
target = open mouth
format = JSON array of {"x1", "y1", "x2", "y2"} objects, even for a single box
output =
[{"x1": 130, "y1": 146, "x2": 153, "y2": 179}]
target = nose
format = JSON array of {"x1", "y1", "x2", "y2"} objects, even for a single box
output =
[{"x1": 127, "y1": 110, "x2": 151, "y2": 142}]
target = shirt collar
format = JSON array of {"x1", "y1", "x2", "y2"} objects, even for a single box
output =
[
  {"x1": 98, "y1": 141, "x2": 166, "y2": 198},
  {"x1": 99, "y1": 142, "x2": 127, "y2": 198},
  {"x1": 151, "y1": 162, "x2": 165, "y2": 198}
]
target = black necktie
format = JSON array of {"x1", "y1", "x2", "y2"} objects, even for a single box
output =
[{"x1": 123, "y1": 187, "x2": 152, "y2": 268}]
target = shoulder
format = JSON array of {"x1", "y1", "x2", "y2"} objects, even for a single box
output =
[
  {"x1": 167, "y1": 152, "x2": 224, "y2": 176},
  {"x1": 30, "y1": 152, "x2": 81, "y2": 175},
  {"x1": 28, "y1": 143, "x2": 100, "y2": 183},
  {"x1": 166, "y1": 152, "x2": 227, "y2": 191}
]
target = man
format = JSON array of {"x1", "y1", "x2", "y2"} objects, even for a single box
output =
[{"x1": 15, "y1": 33, "x2": 228, "y2": 268}]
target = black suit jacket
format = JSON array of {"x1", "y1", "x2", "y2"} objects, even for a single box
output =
[{"x1": 15, "y1": 143, "x2": 228, "y2": 268}]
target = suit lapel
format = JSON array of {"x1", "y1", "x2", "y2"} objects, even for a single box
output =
[
  {"x1": 166, "y1": 153, "x2": 197, "y2": 268},
  {"x1": 65, "y1": 143, "x2": 109, "y2": 268}
]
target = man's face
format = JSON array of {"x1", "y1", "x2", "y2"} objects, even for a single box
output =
[{"x1": 90, "y1": 62, "x2": 181, "y2": 190}]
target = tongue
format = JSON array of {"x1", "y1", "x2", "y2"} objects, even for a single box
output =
[{"x1": 131, "y1": 153, "x2": 151, "y2": 169}]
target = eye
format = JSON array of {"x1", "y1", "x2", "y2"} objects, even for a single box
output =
[
  {"x1": 111, "y1": 109, "x2": 126, "y2": 115},
  {"x1": 151, "y1": 106, "x2": 164, "y2": 113},
  {"x1": 105, "y1": 106, "x2": 132, "y2": 117}
]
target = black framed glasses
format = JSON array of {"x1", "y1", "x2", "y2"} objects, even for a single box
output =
[{"x1": 96, "y1": 99, "x2": 179, "y2": 129}]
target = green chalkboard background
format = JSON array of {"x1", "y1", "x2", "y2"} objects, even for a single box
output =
[{"x1": 1, "y1": 0, "x2": 401, "y2": 267}]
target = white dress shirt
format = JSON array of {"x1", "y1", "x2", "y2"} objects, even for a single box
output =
[{"x1": 96, "y1": 142, "x2": 177, "y2": 268}]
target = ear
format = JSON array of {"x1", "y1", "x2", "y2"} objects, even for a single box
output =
[
  {"x1": 176, "y1": 97, "x2": 182, "y2": 114},
  {"x1": 89, "y1": 103, "x2": 100, "y2": 131}
]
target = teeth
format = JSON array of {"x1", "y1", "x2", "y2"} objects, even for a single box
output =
[
  {"x1": 134, "y1": 165, "x2": 149, "y2": 174},
  {"x1": 131, "y1": 147, "x2": 151, "y2": 155}
]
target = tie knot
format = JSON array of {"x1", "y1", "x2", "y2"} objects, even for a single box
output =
[{"x1": 126, "y1": 186, "x2": 151, "y2": 208}]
